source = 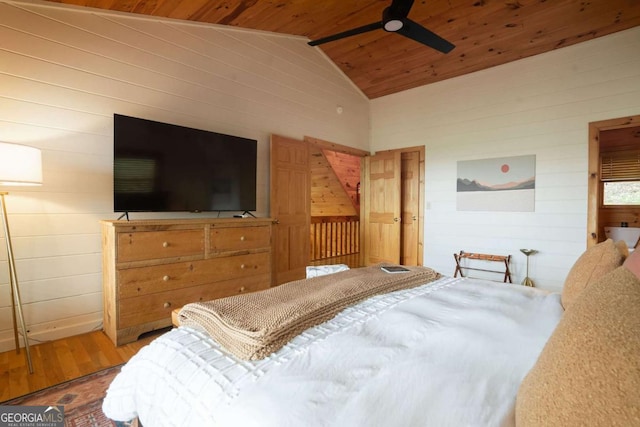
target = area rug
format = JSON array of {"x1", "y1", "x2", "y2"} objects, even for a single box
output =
[{"x1": 2, "y1": 365, "x2": 134, "y2": 427}]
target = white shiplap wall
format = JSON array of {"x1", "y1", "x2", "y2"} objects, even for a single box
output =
[
  {"x1": 0, "y1": 0, "x2": 369, "y2": 352},
  {"x1": 371, "y1": 26, "x2": 640, "y2": 291}
]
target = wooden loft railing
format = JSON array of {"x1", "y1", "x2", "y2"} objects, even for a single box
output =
[{"x1": 310, "y1": 216, "x2": 360, "y2": 263}]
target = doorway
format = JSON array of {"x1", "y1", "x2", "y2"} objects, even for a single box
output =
[
  {"x1": 361, "y1": 146, "x2": 425, "y2": 266},
  {"x1": 271, "y1": 135, "x2": 424, "y2": 285},
  {"x1": 587, "y1": 115, "x2": 640, "y2": 248}
]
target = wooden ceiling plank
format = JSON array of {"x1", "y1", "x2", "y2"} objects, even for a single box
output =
[
  {"x1": 149, "y1": 0, "x2": 194, "y2": 19},
  {"x1": 41, "y1": 0, "x2": 640, "y2": 99},
  {"x1": 154, "y1": 0, "x2": 210, "y2": 21},
  {"x1": 335, "y1": 1, "x2": 640, "y2": 97}
]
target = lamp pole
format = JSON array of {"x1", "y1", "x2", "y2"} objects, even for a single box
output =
[
  {"x1": 0, "y1": 142, "x2": 42, "y2": 374},
  {"x1": 520, "y1": 249, "x2": 537, "y2": 287},
  {"x1": 1, "y1": 192, "x2": 33, "y2": 373}
]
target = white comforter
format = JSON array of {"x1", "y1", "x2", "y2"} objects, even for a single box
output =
[{"x1": 103, "y1": 276, "x2": 563, "y2": 427}]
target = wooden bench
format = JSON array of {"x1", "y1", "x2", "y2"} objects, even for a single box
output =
[{"x1": 453, "y1": 251, "x2": 512, "y2": 283}]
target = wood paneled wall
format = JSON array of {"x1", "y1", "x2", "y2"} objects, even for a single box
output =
[
  {"x1": 310, "y1": 145, "x2": 359, "y2": 217},
  {"x1": 323, "y1": 150, "x2": 361, "y2": 212},
  {"x1": 599, "y1": 208, "x2": 640, "y2": 233},
  {"x1": 0, "y1": 1, "x2": 368, "y2": 352}
]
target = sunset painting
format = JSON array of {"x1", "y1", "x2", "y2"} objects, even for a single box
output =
[{"x1": 456, "y1": 155, "x2": 536, "y2": 211}]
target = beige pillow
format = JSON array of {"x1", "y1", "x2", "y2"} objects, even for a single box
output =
[
  {"x1": 561, "y1": 238, "x2": 624, "y2": 309},
  {"x1": 624, "y1": 244, "x2": 640, "y2": 276},
  {"x1": 516, "y1": 264, "x2": 640, "y2": 426},
  {"x1": 615, "y1": 239, "x2": 629, "y2": 260}
]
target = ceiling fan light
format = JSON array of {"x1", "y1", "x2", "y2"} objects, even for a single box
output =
[{"x1": 384, "y1": 19, "x2": 403, "y2": 32}]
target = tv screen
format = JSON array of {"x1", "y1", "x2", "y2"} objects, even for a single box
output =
[{"x1": 113, "y1": 114, "x2": 257, "y2": 213}]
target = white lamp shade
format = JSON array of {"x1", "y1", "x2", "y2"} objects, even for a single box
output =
[{"x1": 0, "y1": 142, "x2": 43, "y2": 186}]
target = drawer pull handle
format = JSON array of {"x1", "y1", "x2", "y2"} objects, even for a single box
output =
[
  {"x1": 240, "y1": 236, "x2": 245, "y2": 241},
  {"x1": 163, "y1": 302, "x2": 172, "y2": 309},
  {"x1": 239, "y1": 286, "x2": 246, "y2": 292},
  {"x1": 240, "y1": 264, "x2": 246, "y2": 269},
  {"x1": 163, "y1": 275, "x2": 170, "y2": 282},
  {"x1": 162, "y1": 241, "x2": 169, "y2": 248}
]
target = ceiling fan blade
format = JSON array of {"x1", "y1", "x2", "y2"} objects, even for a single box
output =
[
  {"x1": 397, "y1": 19, "x2": 455, "y2": 53},
  {"x1": 308, "y1": 21, "x2": 383, "y2": 46},
  {"x1": 388, "y1": 0, "x2": 415, "y2": 18}
]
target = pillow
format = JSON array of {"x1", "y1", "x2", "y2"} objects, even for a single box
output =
[
  {"x1": 515, "y1": 262, "x2": 640, "y2": 426},
  {"x1": 623, "y1": 243, "x2": 640, "y2": 275},
  {"x1": 560, "y1": 238, "x2": 624, "y2": 309},
  {"x1": 615, "y1": 239, "x2": 629, "y2": 260},
  {"x1": 305, "y1": 264, "x2": 350, "y2": 278}
]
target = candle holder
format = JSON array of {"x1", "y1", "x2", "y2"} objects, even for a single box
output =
[{"x1": 520, "y1": 249, "x2": 537, "y2": 287}]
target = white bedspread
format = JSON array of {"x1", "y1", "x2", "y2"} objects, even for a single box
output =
[{"x1": 103, "y1": 276, "x2": 563, "y2": 427}]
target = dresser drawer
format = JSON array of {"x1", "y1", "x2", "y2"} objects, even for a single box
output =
[
  {"x1": 117, "y1": 252, "x2": 271, "y2": 299},
  {"x1": 102, "y1": 218, "x2": 273, "y2": 346},
  {"x1": 118, "y1": 273, "x2": 271, "y2": 328},
  {"x1": 117, "y1": 229, "x2": 204, "y2": 262},
  {"x1": 210, "y1": 225, "x2": 270, "y2": 253}
]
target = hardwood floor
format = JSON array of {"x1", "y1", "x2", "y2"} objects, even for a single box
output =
[{"x1": 0, "y1": 329, "x2": 165, "y2": 402}]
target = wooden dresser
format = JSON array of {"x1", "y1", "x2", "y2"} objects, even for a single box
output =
[{"x1": 101, "y1": 218, "x2": 273, "y2": 346}]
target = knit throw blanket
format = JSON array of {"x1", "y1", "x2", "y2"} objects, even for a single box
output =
[{"x1": 178, "y1": 265, "x2": 442, "y2": 360}]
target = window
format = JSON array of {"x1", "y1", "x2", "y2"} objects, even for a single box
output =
[
  {"x1": 601, "y1": 150, "x2": 640, "y2": 206},
  {"x1": 603, "y1": 181, "x2": 640, "y2": 205}
]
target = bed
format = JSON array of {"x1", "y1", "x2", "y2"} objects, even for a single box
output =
[{"x1": 102, "y1": 239, "x2": 640, "y2": 427}]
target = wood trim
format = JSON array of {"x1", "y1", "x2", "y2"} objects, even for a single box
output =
[
  {"x1": 311, "y1": 215, "x2": 359, "y2": 223},
  {"x1": 415, "y1": 147, "x2": 425, "y2": 266},
  {"x1": 304, "y1": 136, "x2": 370, "y2": 157},
  {"x1": 587, "y1": 115, "x2": 640, "y2": 248},
  {"x1": 360, "y1": 156, "x2": 370, "y2": 267}
]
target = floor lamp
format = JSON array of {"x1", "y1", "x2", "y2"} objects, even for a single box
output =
[
  {"x1": 0, "y1": 142, "x2": 43, "y2": 374},
  {"x1": 520, "y1": 249, "x2": 537, "y2": 287}
]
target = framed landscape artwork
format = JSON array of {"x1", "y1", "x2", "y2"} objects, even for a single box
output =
[{"x1": 456, "y1": 155, "x2": 536, "y2": 212}]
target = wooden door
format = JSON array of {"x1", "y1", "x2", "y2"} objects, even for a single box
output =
[
  {"x1": 401, "y1": 151, "x2": 420, "y2": 265},
  {"x1": 362, "y1": 151, "x2": 402, "y2": 265},
  {"x1": 270, "y1": 134, "x2": 310, "y2": 285}
]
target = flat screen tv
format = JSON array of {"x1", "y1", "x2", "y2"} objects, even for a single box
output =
[{"x1": 113, "y1": 114, "x2": 257, "y2": 213}]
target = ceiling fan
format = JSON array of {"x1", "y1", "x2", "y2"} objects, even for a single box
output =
[{"x1": 308, "y1": 0, "x2": 455, "y2": 53}]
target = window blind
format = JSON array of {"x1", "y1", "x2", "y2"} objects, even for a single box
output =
[{"x1": 600, "y1": 150, "x2": 640, "y2": 181}]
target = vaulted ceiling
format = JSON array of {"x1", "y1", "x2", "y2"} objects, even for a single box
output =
[{"x1": 44, "y1": 0, "x2": 640, "y2": 99}]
